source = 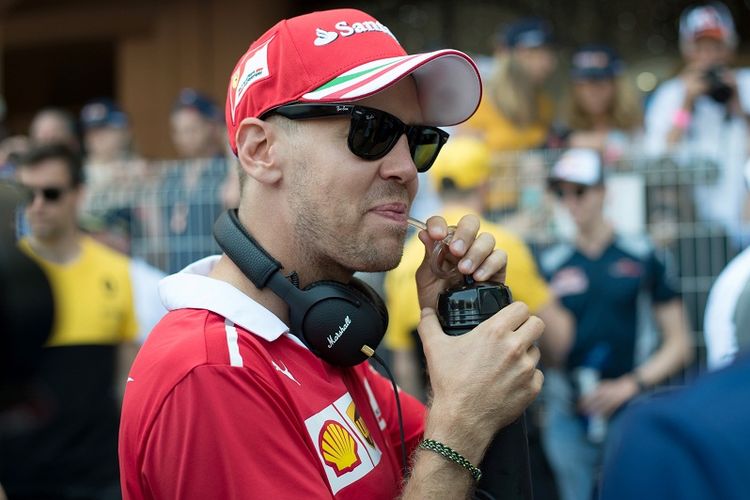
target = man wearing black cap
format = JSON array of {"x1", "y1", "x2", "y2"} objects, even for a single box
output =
[{"x1": 120, "y1": 8, "x2": 545, "y2": 499}]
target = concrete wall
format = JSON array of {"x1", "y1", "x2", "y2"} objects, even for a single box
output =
[{"x1": 1, "y1": 0, "x2": 291, "y2": 157}]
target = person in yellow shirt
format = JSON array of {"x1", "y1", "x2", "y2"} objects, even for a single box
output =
[
  {"x1": 384, "y1": 137, "x2": 571, "y2": 400},
  {"x1": 1, "y1": 144, "x2": 143, "y2": 499},
  {"x1": 460, "y1": 18, "x2": 558, "y2": 216}
]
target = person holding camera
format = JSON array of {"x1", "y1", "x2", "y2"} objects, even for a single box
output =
[{"x1": 645, "y1": 2, "x2": 750, "y2": 250}]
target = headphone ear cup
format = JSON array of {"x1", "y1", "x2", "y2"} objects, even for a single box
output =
[
  {"x1": 348, "y1": 277, "x2": 389, "y2": 331},
  {"x1": 298, "y1": 280, "x2": 387, "y2": 367}
]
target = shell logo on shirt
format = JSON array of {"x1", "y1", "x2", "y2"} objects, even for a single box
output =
[
  {"x1": 346, "y1": 401, "x2": 375, "y2": 447},
  {"x1": 319, "y1": 420, "x2": 362, "y2": 476},
  {"x1": 305, "y1": 393, "x2": 382, "y2": 494}
]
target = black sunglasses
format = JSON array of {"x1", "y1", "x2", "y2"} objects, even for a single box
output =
[
  {"x1": 552, "y1": 185, "x2": 588, "y2": 200},
  {"x1": 265, "y1": 103, "x2": 450, "y2": 173},
  {"x1": 21, "y1": 185, "x2": 72, "y2": 203}
]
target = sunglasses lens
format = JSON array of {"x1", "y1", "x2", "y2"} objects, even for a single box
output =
[
  {"x1": 349, "y1": 109, "x2": 401, "y2": 159},
  {"x1": 554, "y1": 186, "x2": 588, "y2": 199},
  {"x1": 410, "y1": 129, "x2": 445, "y2": 172},
  {"x1": 42, "y1": 188, "x2": 63, "y2": 201}
]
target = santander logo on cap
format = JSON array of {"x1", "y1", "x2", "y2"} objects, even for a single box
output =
[{"x1": 313, "y1": 19, "x2": 396, "y2": 46}]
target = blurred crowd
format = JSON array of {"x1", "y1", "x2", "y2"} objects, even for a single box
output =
[{"x1": 2, "y1": 2, "x2": 750, "y2": 499}]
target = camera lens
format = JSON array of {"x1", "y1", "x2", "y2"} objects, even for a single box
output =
[{"x1": 704, "y1": 67, "x2": 733, "y2": 104}]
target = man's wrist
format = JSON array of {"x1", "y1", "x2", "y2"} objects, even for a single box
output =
[
  {"x1": 424, "y1": 403, "x2": 491, "y2": 465},
  {"x1": 629, "y1": 371, "x2": 649, "y2": 393}
]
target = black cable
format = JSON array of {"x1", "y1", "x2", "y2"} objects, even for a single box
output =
[{"x1": 369, "y1": 352, "x2": 408, "y2": 478}]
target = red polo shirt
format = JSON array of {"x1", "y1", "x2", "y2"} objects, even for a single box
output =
[{"x1": 119, "y1": 257, "x2": 425, "y2": 499}]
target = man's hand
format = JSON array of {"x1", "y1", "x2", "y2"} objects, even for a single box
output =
[
  {"x1": 578, "y1": 375, "x2": 639, "y2": 418},
  {"x1": 414, "y1": 214, "x2": 507, "y2": 311},
  {"x1": 417, "y1": 302, "x2": 544, "y2": 463},
  {"x1": 681, "y1": 67, "x2": 710, "y2": 107}
]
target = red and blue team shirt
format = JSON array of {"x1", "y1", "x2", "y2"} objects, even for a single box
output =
[{"x1": 119, "y1": 256, "x2": 426, "y2": 499}]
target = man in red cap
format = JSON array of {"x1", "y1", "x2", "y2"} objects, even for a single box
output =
[{"x1": 119, "y1": 9, "x2": 544, "y2": 499}]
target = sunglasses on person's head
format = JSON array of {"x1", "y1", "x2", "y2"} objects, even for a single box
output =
[
  {"x1": 552, "y1": 184, "x2": 589, "y2": 200},
  {"x1": 265, "y1": 103, "x2": 450, "y2": 173},
  {"x1": 21, "y1": 185, "x2": 72, "y2": 203}
]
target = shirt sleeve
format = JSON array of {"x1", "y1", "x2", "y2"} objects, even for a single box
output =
[
  {"x1": 139, "y1": 365, "x2": 334, "y2": 500},
  {"x1": 644, "y1": 80, "x2": 684, "y2": 155},
  {"x1": 496, "y1": 227, "x2": 551, "y2": 313},
  {"x1": 361, "y1": 364, "x2": 426, "y2": 467},
  {"x1": 647, "y1": 250, "x2": 681, "y2": 304}
]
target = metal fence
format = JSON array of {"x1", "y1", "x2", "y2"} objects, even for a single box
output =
[{"x1": 82, "y1": 151, "x2": 741, "y2": 372}]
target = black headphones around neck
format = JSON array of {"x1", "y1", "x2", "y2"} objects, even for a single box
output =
[{"x1": 213, "y1": 209, "x2": 388, "y2": 367}]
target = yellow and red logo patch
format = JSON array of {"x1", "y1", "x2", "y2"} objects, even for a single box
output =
[
  {"x1": 319, "y1": 420, "x2": 361, "y2": 476},
  {"x1": 305, "y1": 393, "x2": 382, "y2": 494}
]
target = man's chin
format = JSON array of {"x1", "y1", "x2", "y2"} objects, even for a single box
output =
[{"x1": 355, "y1": 251, "x2": 404, "y2": 274}]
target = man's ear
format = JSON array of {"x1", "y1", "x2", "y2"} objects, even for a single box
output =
[{"x1": 235, "y1": 117, "x2": 282, "y2": 185}]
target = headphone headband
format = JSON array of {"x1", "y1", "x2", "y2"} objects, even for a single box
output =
[{"x1": 214, "y1": 209, "x2": 282, "y2": 289}]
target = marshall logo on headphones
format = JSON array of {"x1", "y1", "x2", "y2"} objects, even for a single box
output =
[{"x1": 327, "y1": 316, "x2": 352, "y2": 349}]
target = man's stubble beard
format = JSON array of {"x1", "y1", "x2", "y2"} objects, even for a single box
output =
[{"x1": 288, "y1": 162, "x2": 409, "y2": 277}]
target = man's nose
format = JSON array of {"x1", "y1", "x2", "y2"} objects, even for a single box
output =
[{"x1": 379, "y1": 134, "x2": 417, "y2": 185}]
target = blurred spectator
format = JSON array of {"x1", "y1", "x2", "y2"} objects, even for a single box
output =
[
  {"x1": 162, "y1": 89, "x2": 228, "y2": 273},
  {"x1": 78, "y1": 100, "x2": 166, "y2": 339},
  {"x1": 384, "y1": 137, "x2": 572, "y2": 400},
  {"x1": 600, "y1": 353, "x2": 750, "y2": 500},
  {"x1": 0, "y1": 180, "x2": 54, "y2": 414},
  {"x1": 0, "y1": 181, "x2": 54, "y2": 500},
  {"x1": 0, "y1": 135, "x2": 30, "y2": 178},
  {"x1": 559, "y1": 44, "x2": 642, "y2": 165},
  {"x1": 78, "y1": 98, "x2": 154, "y2": 255},
  {"x1": 170, "y1": 88, "x2": 226, "y2": 160},
  {"x1": 645, "y1": 2, "x2": 750, "y2": 249},
  {"x1": 0, "y1": 144, "x2": 144, "y2": 499},
  {"x1": 460, "y1": 18, "x2": 557, "y2": 217},
  {"x1": 538, "y1": 148, "x2": 693, "y2": 500},
  {"x1": 28, "y1": 108, "x2": 81, "y2": 152},
  {"x1": 80, "y1": 98, "x2": 137, "y2": 165}
]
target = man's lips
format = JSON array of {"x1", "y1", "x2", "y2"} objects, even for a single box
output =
[{"x1": 369, "y1": 203, "x2": 408, "y2": 222}]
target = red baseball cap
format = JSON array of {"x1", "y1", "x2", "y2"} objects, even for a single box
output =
[{"x1": 226, "y1": 8, "x2": 482, "y2": 154}]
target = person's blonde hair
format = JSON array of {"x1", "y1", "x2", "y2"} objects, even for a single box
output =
[
  {"x1": 567, "y1": 77, "x2": 642, "y2": 132},
  {"x1": 487, "y1": 52, "x2": 544, "y2": 128}
]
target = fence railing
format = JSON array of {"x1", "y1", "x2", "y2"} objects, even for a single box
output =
[{"x1": 78, "y1": 151, "x2": 743, "y2": 371}]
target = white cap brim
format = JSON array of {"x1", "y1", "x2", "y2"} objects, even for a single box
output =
[{"x1": 301, "y1": 49, "x2": 482, "y2": 127}]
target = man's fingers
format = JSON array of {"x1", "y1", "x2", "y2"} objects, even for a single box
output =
[
  {"x1": 456, "y1": 232, "x2": 497, "y2": 275},
  {"x1": 516, "y1": 315, "x2": 545, "y2": 346},
  {"x1": 471, "y1": 248, "x2": 507, "y2": 282},
  {"x1": 448, "y1": 215, "x2": 481, "y2": 258}
]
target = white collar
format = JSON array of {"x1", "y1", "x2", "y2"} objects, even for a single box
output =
[{"x1": 158, "y1": 255, "x2": 290, "y2": 343}]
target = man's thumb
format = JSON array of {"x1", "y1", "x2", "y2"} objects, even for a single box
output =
[{"x1": 417, "y1": 307, "x2": 441, "y2": 342}]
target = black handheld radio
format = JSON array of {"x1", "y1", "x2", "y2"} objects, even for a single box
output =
[{"x1": 436, "y1": 278, "x2": 533, "y2": 500}]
